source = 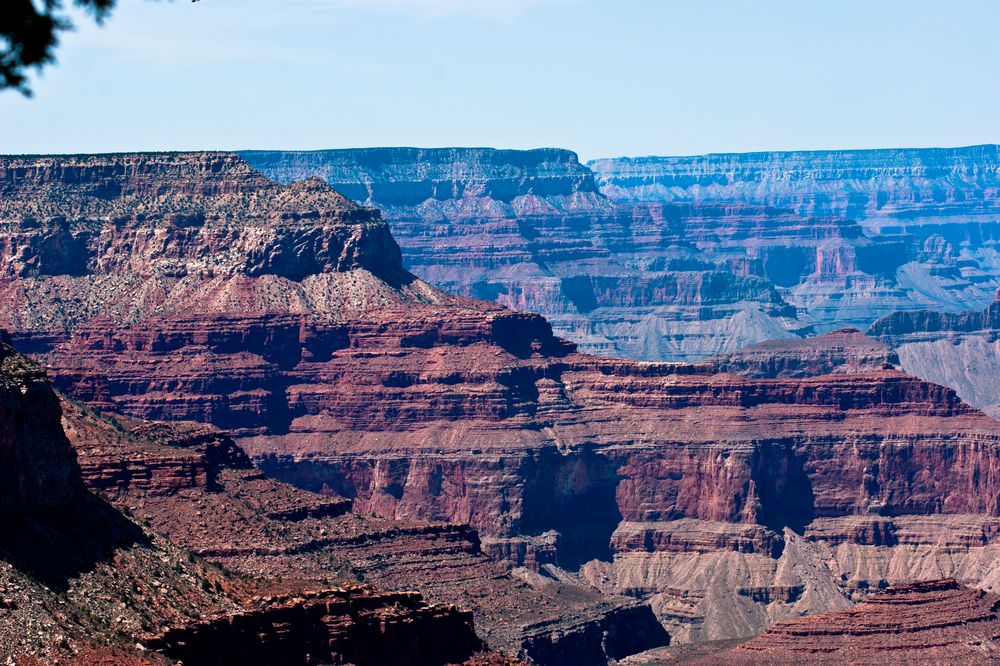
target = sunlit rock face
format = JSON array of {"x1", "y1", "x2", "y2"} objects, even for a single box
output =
[
  {"x1": 701, "y1": 579, "x2": 1000, "y2": 665},
  {"x1": 240, "y1": 148, "x2": 811, "y2": 361},
  {"x1": 243, "y1": 145, "x2": 1000, "y2": 361},
  {"x1": 11, "y1": 151, "x2": 1000, "y2": 650}
]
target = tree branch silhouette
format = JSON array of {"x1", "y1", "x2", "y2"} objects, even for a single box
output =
[{"x1": 2, "y1": 0, "x2": 118, "y2": 96}]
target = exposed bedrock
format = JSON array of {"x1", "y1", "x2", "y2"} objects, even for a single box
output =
[
  {"x1": 587, "y1": 144, "x2": 1000, "y2": 220},
  {"x1": 701, "y1": 579, "x2": 1000, "y2": 664},
  {"x1": 869, "y1": 289, "x2": 1000, "y2": 418},
  {"x1": 62, "y1": 392, "x2": 669, "y2": 666},
  {"x1": 9, "y1": 152, "x2": 1000, "y2": 651},
  {"x1": 242, "y1": 145, "x2": 1000, "y2": 361}
]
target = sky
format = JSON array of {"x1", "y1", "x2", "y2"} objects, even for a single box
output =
[{"x1": 2, "y1": 0, "x2": 999, "y2": 160}]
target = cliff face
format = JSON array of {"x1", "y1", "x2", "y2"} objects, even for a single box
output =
[
  {"x1": 242, "y1": 148, "x2": 813, "y2": 361},
  {"x1": 868, "y1": 290, "x2": 1000, "y2": 418},
  {"x1": 0, "y1": 335, "x2": 82, "y2": 511},
  {"x1": 243, "y1": 145, "x2": 1000, "y2": 361},
  {"x1": 239, "y1": 147, "x2": 607, "y2": 212},
  {"x1": 0, "y1": 335, "x2": 488, "y2": 665},
  {"x1": 62, "y1": 397, "x2": 669, "y2": 665},
  {"x1": 591, "y1": 145, "x2": 1000, "y2": 336},
  {"x1": 10, "y1": 152, "x2": 1000, "y2": 652},
  {"x1": 588, "y1": 144, "x2": 1000, "y2": 219}
]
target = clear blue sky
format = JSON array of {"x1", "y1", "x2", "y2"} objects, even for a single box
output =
[{"x1": 3, "y1": 0, "x2": 998, "y2": 160}]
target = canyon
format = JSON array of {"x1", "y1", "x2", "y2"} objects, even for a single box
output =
[
  {"x1": 6, "y1": 152, "x2": 1000, "y2": 663},
  {"x1": 869, "y1": 290, "x2": 1000, "y2": 420},
  {"x1": 242, "y1": 144, "x2": 1000, "y2": 361},
  {"x1": 0, "y1": 333, "x2": 491, "y2": 665}
]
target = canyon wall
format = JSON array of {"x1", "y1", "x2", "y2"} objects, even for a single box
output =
[
  {"x1": 241, "y1": 149, "x2": 812, "y2": 361},
  {"x1": 869, "y1": 290, "x2": 1000, "y2": 419},
  {"x1": 0, "y1": 333, "x2": 489, "y2": 665},
  {"x1": 8, "y1": 152, "x2": 1000, "y2": 653},
  {"x1": 701, "y1": 579, "x2": 1000, "y2": 664},
  {"x1": 588, "y1": 144, "x2": 1000, "y2": 220},
  {"x1": 242, "y1": 145, "x2": 1000, "y2": 361},
  {"x1": 61, "y1": 397, "x2": 669, "y2": 665}
]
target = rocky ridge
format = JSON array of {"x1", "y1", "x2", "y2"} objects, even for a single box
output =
[
  {"x1": 0, "y1": 335, "x2": 487, "y2": 665},
  {"x1": 702, "y1": 579, "x2": 1000, "y2": 664}
]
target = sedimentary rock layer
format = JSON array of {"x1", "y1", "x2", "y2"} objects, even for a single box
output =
[
  {"x1": 62, "y1": 398, "x2": 669, "y2": 665},
  {"x1": 869, "y1": 290, "x2": 1000, "y2": 418},
  {"x1": 588, "y1": 144, "x2": 1000, "y2": 219},
  {"x1": 704, "y1": 579, "x2": 1000, "y2": 664},
  {"x1": 243, "y1": 145, "x2": 1000, "y2": 360},
  {"x1": 0, "y1": 335, "x2": 487, "y2": 665},
  {"x1": 241, "y1": 148, "x2": 815, "y2": 360},
  {"x1": 8, "y1": 152, "x2": 1000, "y2": 650}
]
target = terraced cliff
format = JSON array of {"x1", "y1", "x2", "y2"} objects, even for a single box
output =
[
  {"x1": 242, "y1": 145, "x2": 1000, "y2": 361},
  {"x1": 241, "y1": 148, "x2": 812, "y2": 360},
  {"x1": 8, "y1": 152, "x2": 1000, "y2": 655},
  {"x1": 869, "y1": 289, "x2": 1000, "y2": 418},
  {"x1": 702, "y1": 579, "x2": 1000, "y2": 664},
  {"x1": 0, "y1": 335, "x2": 487, "y2": 665},
  {"x1": 588, "y1": 144, "x2": 1000, "y2": 220}
]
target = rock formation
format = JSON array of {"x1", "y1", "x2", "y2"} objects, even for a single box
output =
[
  {"x1": 0, "y1": 330, "x2": 82, "y2": 511},
  {"x1": 588, "y1": 144, "x2": 1000, "y2": 220},
  {"x1": 0, "y1": 334, "x2": 487, "y2": 665},
  {"x1": 242, "y1": 145, "x2": 1000, "y2": 361},
  {"x1": 711, "y1": 327, "x2": 898, "y2": 378},
  {"x1": 61, "y1": 397, "x2": 669, "y2": 665},
  {"x1": 240, "y1": 148, "x2": 812, "y2": 361},
  {"x1": 702, "y1": 579, "x2": 1000, "y2": 664},
  {"x1": 7, "y1": 152, "x2": 1000, "y2": 655},
  {"x1": 869, "y1": 290, "x2": 1000, "y2": 418}
]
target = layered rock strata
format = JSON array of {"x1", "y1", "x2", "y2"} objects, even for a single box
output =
[
  {"x1": 869, "y1": 290, "x2": 1000, "y2": 418},
  {"x1": 0, "y1": 336, "x2": 485, "y2": 665},
  {"x1": 241, "y1": 148, "x2": 813, "y2": 360},
  {"x1": 243, "y1": 146, "x2": 1000, "y2": 360},
  {"x1": 62, "y1": 397, "x2": 669, "y2": 665},
  {"x1": 588, "y1": 144, "x2": 1000, "y2": 220},
  {"x1": 8, "y1": 153, "x2": 1000, "y2": 650},
  {"x1": 703, "y1": 579, "x2": 1000, "y2": 664}
]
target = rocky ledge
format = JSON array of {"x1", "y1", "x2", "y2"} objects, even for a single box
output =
[
  {"x1": 0, "y1": 333, "x2": 488, "y2": 665},
  {"x1": 704, "y1": 579, "x2": 1000, "y2": 664}
]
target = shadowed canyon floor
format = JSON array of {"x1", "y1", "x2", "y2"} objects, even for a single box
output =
[{"x1": 5, "y1": 152, "x2": 1000, "y2": 662}]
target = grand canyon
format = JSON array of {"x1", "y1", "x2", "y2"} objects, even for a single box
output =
[{"x1": 0, "y1": 144, "x2": 999, "y2": 664}]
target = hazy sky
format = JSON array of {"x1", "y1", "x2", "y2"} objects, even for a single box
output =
[{"x1": 3, "y1": 0, "x2": 998, "y2": 160}]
